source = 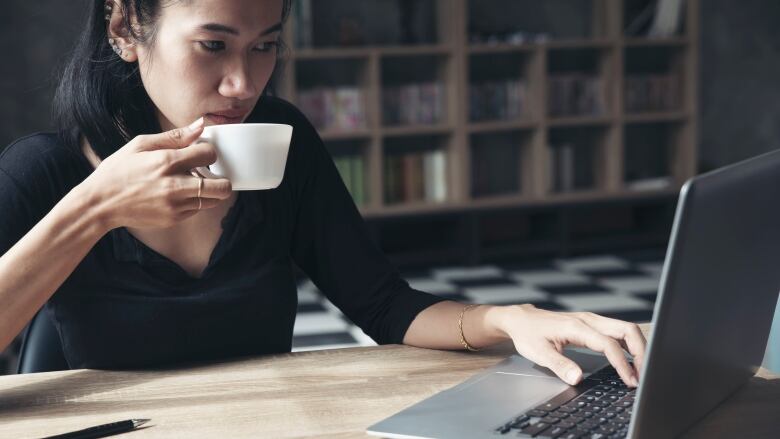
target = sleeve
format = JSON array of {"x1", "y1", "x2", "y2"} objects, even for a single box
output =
[
  {"x1": 0, "y1": 135, "x2": 72, "y2": 257},
  {"x1": 285, "y1": 107, "x2": 449, "y2": 345}
]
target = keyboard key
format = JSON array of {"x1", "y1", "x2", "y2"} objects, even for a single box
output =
[
  {"x1": 541, "y1": 416, "x2": 561, "y2": 424},
  {"x1": 527, "y1": 409, "x2": 548, "y2": 417},
  {"x1": 559, "y1": 430, "x2": 588, "y2": 439},
  {"x1": 549, "y1": 412, "x2": 570, "y2": 419},
  {"x1": 539, "y1": 426, "x2": 570, "y2": 438},
  {"x1": 558, "y1": 420, "x2": 577, "y2": 429},
  {"x1": 558, "y1": 405, "x2": 580, "y2": 413},
  {"x1": 521, "y1": 422, "x2": 551, "y2": 436}
]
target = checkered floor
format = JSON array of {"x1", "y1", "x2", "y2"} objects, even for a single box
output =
[{"x1": 292, "y1": 249, "x2": 665, "y2": 352}]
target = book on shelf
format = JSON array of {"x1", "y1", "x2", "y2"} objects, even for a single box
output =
[
  {"x1": 649, "y1": 0, "x2": 685, "y2": 38},
  {"x1": 384, "y1": 150, "x2": 448, "y2": 204},
  {"x1": 382, "y1": 82, "x2": 445, "y2": 126},
  {"x1": 334, "y1": 154, "x2": 366, "y2": 206},
  {"x1": 297, "y1": 87, "x2": 367, "y2": 132},
  {"x1": 549, "y1": 143, "x2": 597, "y2": 193},
  {"x1": 548, "y1": 75, "x2": 606, "y2": 118},
  {"x1": 293, "y1": 0, "x2": 313, "y2": 48},
  {"x1": 626, "y1": 176, "x2": 673, "y2": 191},
  {"x1": 469, "y1": 80, "x2": 527, "y2": 122},
  {"x1": 624, "y1": 74, "x2": 680, "y2": 113}
]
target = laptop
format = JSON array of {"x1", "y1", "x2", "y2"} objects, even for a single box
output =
[{"x1": 367, "y1": 148, "x2": 780, "y2": 439}]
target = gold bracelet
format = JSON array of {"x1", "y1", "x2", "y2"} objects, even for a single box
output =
[{"x1": 458, "y1": 304, "x2": 481, "y2": 352}]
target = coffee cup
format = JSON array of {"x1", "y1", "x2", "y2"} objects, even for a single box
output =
[{"x1": 192, "y1": 123, "x2": 293, "y2": 190}]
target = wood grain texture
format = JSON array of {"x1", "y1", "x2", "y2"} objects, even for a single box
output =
[{"x1": 0, "y1": 325, "x2": 777, "y2": 438}]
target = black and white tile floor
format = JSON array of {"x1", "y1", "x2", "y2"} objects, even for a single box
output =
[{"x1": 292, "y1": 249, "x2": 666, "y2": 352}]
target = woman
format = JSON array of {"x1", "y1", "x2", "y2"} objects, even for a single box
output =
[{"x1": 0, "y1": 0, "x2": 645, "y2": 388}]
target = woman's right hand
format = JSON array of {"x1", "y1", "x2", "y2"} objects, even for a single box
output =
[{"x1": 83, "y1": 117, "x2": 233, "y2": 230}]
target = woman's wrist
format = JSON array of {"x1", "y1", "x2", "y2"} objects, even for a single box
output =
[
  {"x1": 464, "y1": 304, "x2": 513, "y2": 348},
  {"x1": 71, "y1": 177, "x2": 118, "y2": 234}
]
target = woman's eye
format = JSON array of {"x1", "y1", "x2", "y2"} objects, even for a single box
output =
[
  {"x1": 199, "y1": 41, "x2": 225, "y2": 52},
  {"x1": 254, "y1": 41, "x2": 278, "y2": 53}
]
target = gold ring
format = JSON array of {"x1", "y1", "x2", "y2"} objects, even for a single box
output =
[
  {"x1": 197, "y1": 175, "x2": 203, "y2": 199},
  {"x1": 197, "y1": 196, "x2": 202, "y2": 211}
]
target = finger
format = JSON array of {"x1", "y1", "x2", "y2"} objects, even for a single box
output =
[
  {"x1": 175, "y1": 176, "x2": 233, "y2": 200},
  {"x1": 178, "y1": 197, "x2": 224, "y2": 211},
  {"x1": 167, "y1": 141, "x2": 220, "y2": 173},
  {"x1": 524, "y1": 342, "x2": 584, "y2": 386},
  {"x1": 578, "y1": 313, "x2": 647, "y2": 378},
  {"x1": 567, "y1": 322, "x2": 639, "y2": 387},
  {"x1": 134, "y1": 117, "x2": 205, "y2": 152}
]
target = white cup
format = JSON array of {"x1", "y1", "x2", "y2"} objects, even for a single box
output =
[{"x1": 193, "y1": 123, "x2": 293, "y2": 190}]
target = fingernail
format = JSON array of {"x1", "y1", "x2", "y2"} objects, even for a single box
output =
[
  {"x1": 631, "y1": 375, "x2": 639, "y2": 387},
  {"x1": 188, "y1": 117, "x2": 204, "y2": 131},
  {"x1": 565, "y1": 369, "x2": 581, "y2": 385}
]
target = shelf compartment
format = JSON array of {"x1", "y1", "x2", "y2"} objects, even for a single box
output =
[
  {"x1": 295, "y1": 0, "x2": 441, "y2": 48},
  {"x1": 470, "y1": 130, "x2": 530, "y2": 198},
  {"x1": 623, "y1": 121, "x2": 683, "y2": 192},
  {"x1": 295, "y1": 58, "x2": 371, "y2": 132},
  {"x1": 469, "y1": 52, "x2": 533, "y2": 123},
  {"x1": 624, "y1": 46, "x2": 686, "y2": 114},
  {"x1": 548, "y1": 126, "x2": 608, "y2": 194},
  {"x1": 381, "y1": 54, "x2": 452, "y2": 127},
  {"x1": 547, "y1": 48, "x2": 611, "y2": 118},
  {"x1": 467, "y1": 0, "x2": 602, "y2": 44},
  {"x1": 383, "y1": 135, "x2": 450, "y2": 206},
  {"x1": 327, "y1": 139, "x2": 371, "y2": 207}
]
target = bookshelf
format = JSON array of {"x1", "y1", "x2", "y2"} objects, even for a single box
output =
[{"x1": 280, "y1": 0, "x2": 697, "y2": 264}]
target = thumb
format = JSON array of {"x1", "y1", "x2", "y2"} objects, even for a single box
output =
[
  {"x1": 137, "y1": 117, "x2": 205, "y2": 152},
  {"x1": 531, "y1": 344, "x2": 583, "y2": 386}
]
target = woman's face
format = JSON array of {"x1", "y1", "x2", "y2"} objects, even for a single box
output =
[{"x1": 124, "y1": 0, "x2": 283, "y2": 130}]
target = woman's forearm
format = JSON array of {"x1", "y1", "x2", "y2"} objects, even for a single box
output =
[
  {"x1": 0, "y1": 181, "x2": 111, "y2": 353},
  {"x1": 402, "y1": 300, "x2": 511, "y2": 350}
]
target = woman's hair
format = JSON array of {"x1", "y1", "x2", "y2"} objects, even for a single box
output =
[{"x1": 53, "y1": 0, "x2": 292, "y2": 159}]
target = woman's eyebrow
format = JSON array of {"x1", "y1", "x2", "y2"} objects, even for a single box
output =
[{"x1": 197, "y1": 22, "x2": 283, "y2": 37}]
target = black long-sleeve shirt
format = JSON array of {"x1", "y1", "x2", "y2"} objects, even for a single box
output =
[{"x1": 0, "y1": 96, "x2": 447, "y2": 369}]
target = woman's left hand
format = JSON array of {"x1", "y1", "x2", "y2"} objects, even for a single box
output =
[{"x1": 493, "y1": 304, "x2": 646, "y2": 387}]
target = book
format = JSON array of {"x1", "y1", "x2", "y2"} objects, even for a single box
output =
[
  {"x1": 351, "y1": 155, "x2": 365, "y2": 205},
  {"x1": 423, "y1": 149, "x2": 447, "y2": 203},
  {"x1": 649, "y1": 0, "x2": 685, "y2": 38}
]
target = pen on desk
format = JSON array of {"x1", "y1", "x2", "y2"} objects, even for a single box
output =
[{"x1": 40, "y1": 419, "x2": 151, "y2": 439}]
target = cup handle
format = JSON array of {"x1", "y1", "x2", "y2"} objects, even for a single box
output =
[{"x1": 191, "y1": 134, "x2": 221, "y2": 179}]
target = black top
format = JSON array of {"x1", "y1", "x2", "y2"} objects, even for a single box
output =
[{"x1": 0, "y1": 96, "x2": 447, "y2": 369}]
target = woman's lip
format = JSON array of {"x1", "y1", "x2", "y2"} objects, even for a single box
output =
[{"x1": 205, "y1": 113, "x2": 244, "y2": 124}]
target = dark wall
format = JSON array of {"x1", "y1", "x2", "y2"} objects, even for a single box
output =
[
  {"x1": 1, "y1": 1, "x2": 779, "y2": 171},
  {"x1": 0, "y1": 1, "x2": 85, "y2": 148},
  {"x1": 698, "y1": 0, "x2": 780, "y2": 171}
]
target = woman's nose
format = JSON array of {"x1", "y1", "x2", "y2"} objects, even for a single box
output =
[{"x1": 219, "y1": 63, "x2": 258, "y2": 100}]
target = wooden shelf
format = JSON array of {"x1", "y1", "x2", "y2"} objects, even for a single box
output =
[
  {"x1": 547, "y1": 115, "x2": 613, "y2": 128},
  {"x1": 293, "y1": 44, "x2": 453, "y2": 60},
  {"x1": 360, "y1": 188, "x2": 679, "y2": 219},
  {"x1": 467, "y1": 43, "x2": 536, "y2": 54},
  {"x1": 381, "y1": 124, "x2": 453, "y2": 137},
  {"x1": 623, "y1": 111, "x2": 688, "y2": 124},
  {"x1": 318, "y1": 129, "x2": 372, "y2": 141},
  {"x1": 281, "y1": 0, "x2": 699, "y2": 219},
  {"x1": 622, "y1": 37, "x2": 689, "y2": 48},
  {"x1": 467, "y1": 120, "x2": 537, "y2": 133},
  {"x1": 543, "y1": 39, "x2": 615, "y2": 50}
]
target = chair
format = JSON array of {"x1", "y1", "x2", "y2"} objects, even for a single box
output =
[{"x1": 16, "y1": 308, "x2": 69, "y2": 374}]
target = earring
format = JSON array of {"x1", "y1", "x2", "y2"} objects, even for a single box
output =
[
  {"x1": 108, "y1": 38, "x2": 122, "y2": 56},
  {"x1": 105, "y1": 1, "x2": 113, "y2": 21}
]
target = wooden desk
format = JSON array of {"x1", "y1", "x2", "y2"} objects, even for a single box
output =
[{"x1": 1, "y1": 326, "x2": 778, "y2": 438}]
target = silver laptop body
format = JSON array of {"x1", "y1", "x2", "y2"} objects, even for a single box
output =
[{"x1": 367, "y1": 148, "x2": 780, "y2": 439}]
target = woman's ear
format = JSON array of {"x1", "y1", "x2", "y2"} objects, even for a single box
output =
[{"x1": 106, "y1": 0, "x2": 139, "y2": 62}]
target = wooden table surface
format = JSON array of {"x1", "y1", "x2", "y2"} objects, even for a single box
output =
[{"x1": 1, "y1": 325, "x2": 778, "y2": 438}]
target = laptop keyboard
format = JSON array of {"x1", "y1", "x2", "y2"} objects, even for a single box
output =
[{"x1": 494, "y1": 365, "x2": 636, "y2": 439}]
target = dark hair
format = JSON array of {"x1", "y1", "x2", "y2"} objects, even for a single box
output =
[{"x1": 53, "y1": 0, "x2": 292, "y2": 160}]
